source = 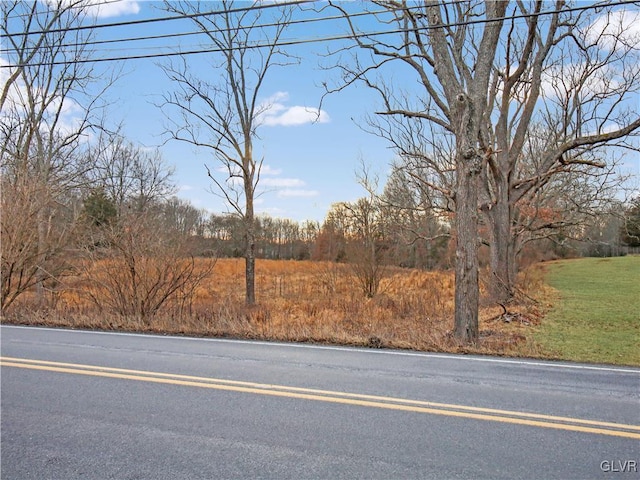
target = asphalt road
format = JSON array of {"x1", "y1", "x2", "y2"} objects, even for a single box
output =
[{"x1": 1, "y1": 325, "x2": 639, "y2": 480}]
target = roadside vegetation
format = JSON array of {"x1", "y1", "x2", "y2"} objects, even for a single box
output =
[
  {"x1": 2, "y1": 1, "x2": 638, "y2": 364},
  {"x1": 3, "y1": 256, "x2": 638, "y2": 365},
  {"x1": 2, "y1": 257, "x2": 541, "y2": 356}
]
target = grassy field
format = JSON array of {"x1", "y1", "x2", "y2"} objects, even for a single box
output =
[
  {"x1": 3, "y1": 259, "x2": 538, "y2": 356},
  {"x1": 4, "y1": 256, "x2": 638, "y2": 365},
  {"x1": 532, "y1": 256, "x2": 640, "y2": 366}
]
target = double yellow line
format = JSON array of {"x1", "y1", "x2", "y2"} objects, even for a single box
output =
[{"x1": 2, "y1": 355, "x2": 639, "y2": 439}]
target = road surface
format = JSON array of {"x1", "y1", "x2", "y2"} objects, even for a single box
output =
[{"x1": 1, "y1": 325, "x2": 639, "y2": 479}]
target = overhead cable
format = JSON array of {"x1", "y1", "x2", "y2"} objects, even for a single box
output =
[
  {"x1": 2, "y1": 0, "x2": 314, "y2": 37},
  {"x1": 2, "y1": 0, "x2": 637, "y2": 69}
]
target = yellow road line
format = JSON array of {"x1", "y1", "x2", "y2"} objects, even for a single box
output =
[
  {"x1": 2, "y1": 356, "x2": 639, "y2": 439},
  {"x1": 3, "y1": 356, "x2": 637, "y2": 431}
]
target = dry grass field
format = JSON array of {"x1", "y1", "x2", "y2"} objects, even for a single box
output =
[{"x1": 4, "y1": 258, "x2": 547, "y2": 357}]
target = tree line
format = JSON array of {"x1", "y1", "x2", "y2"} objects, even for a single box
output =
[
  {"x1": 1, "y1": 117, "x2": 637, "y2": 314},
  {"x1": 2, "y1": 1, "x2": 639, "y2": 341}
]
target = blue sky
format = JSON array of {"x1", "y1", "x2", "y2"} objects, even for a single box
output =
[
  {"x1": 80, "y1": 1, "x2": 396, "y2": 223},
  {"x1": 4, "y1": 0, "x2": 639, "y2": 222}
]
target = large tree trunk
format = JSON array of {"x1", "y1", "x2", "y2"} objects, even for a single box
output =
[
  {"x1": 454, "y1": 157, "x2": 480, "y2": 342},
  {"x1": 485, "y1": 195, "x2": 517, "y2": 305}
]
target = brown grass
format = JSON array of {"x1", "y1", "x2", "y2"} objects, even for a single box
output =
[{"x1": 2, "y1": 258, "x2": 546, "y2": 356}]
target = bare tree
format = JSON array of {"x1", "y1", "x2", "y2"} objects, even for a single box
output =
[
  {"x1": 380, "y1": 164, "x2": 451, "y2": 269},
  {"x1": 327, "y1": 0, "x2": 639, "y2": 340},
  {"x1": 477, "y1": 3, "x2": 640, "y2": 303},
  {"x1": 497, "y1": 128, "x2": 632, "y2": 279},
  {"x1": 327, "y1": 0, "x2": 508, "y2": 341},
  {"x1": 315, "y1": 203, "x2": 349, "y2": 262},
  {"x1": 621, "y1": 196, "x2": 640, "y2": 247},
  {"x1": 0, "y1": 172, "x2": 73, "y2": 311},
  {"x1": 86, "y1": 132, "x2": 176, "y2": 213},
  {"x1": 1, "y1": 0, "x2": 115, "y2": 310},
  {"x1": 343, "y1": 197, "x2": 389, "y2": 298},
  {"x1": 80, "y1": 146, "x2": 210, "y2": 321},
  {"x1": 82, "y1": 210, "x2": 215, "y2": 321},
  {"x1": 162, "y1": 197, "x2": 207, "y2": 238},
  {"x1": 160, "y1": 0, "x2": 297, "y2": 306},
  {"x1": 0, "y1": 0, "x2": 87, "y2": 111}
]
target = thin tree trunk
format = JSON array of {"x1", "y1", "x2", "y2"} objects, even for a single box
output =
[
  {"x1": 245, "y1": 233, "x2": 256, "y2": 306},
  {"x1": 245, "y1": 185, "x2": 256, "y2": 306},
  {"x1": 36, "y1": 207, "x2": 47, "y2": 305}
]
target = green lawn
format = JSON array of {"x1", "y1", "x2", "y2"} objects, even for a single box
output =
[{"x1": 533, "y1": 256, "x2": 640, "y2": 366}]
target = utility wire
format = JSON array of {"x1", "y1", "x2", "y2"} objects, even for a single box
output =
[
  {"x1": 2, "y1": 0, "x2": 130, "y2": 20},
  {"x1": 2, "y1": 0, "x2": 456, "y2": 35},
  {"x1": 0, "y1": 0, "x2": 555, "y2": 47},
  {"x1": 2, "y1": 0, "x2": 637, "y2": 69},
  {"x1": 0, "y1": 7, "x2": 396, "y2": 55},
  {"x1": 2, "y1": 0, "x2": 314, "y2": 37}
]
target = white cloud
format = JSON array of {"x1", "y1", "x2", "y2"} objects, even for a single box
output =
[
  {"x1": 262, "y1": 106, "x2": 330, "y2": 127},
  {"x1": 264, "y1": 91, "x2": 289, "y2": 106},
  {"x1": 210, "y1": 158, "x2": 317, "y2": 199},
  {"x1": 0, "y1": 59, "x2": 21, "y2": 113},
  {"x1": 0, "y1": 56, "x2": 88, "y2": 141},
  {"x1": 261, "y1": 177, "x2": 305, "y2": 188},
  {"x1": 587, "y1": 9, "x2": 640, "y2": 51},
  {"x1": 48, "y1": 0, "x2": 141, "y2": 18},
  {"x1": 260, "y1": 164, "x2": 283, "y2": 176},
  {"x1": 257, "y1": 206, "x2": 287, "y2": 217},
  {"x1": 0, "y1": 57, "x2": 10, "y2": 80},
  {"x1": 92, "y1": 0, "x2": 140, "y2": 18},
  {"x1": 256, "y1": 91, "x2": 330, "y2": 127},
  {"x1": 540, "y1": 61, "x2": 623, "y2": 101}
]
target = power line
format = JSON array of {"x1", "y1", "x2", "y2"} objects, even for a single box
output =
[
  {"x1": 2, "y1": 0, "x2": 637, "y2": 69},
  {"x1": 1, "y1": 2, "x2": 454, "y2": 59},
  {"x1": 0, "y1": 6, "x2": 394, "y2": 55},
  {"x1": 2, "y1": 0, "x2": 127, "y2": 20},
  {"x1": 2, "y1": 0, "x2": 314, "y2": 37},
  {"x1": 0, "y1": 0, "x2": 541, "y2": 56}
]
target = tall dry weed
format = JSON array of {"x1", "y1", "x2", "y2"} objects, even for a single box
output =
[{"x1": 3, "y1": 258, "x2": 544, "y2": 356}]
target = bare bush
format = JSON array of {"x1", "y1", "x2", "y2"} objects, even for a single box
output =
[
  {"x1": 82, "y1": 212, "x2": 215, "y2": 322},
  {"x1": 347, "y1": 240, "x2": 389, "y2": 299},
  {"x1": 1, "y1": 172, "x2": 77, "y2": 313}
]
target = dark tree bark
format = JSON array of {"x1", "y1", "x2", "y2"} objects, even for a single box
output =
[
  {"x1": 325, "y1": 0, "x2": 508, "y2": 341},
  {"x1": 328, "y1": 1, "x2": 640, "y2": 331}
]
